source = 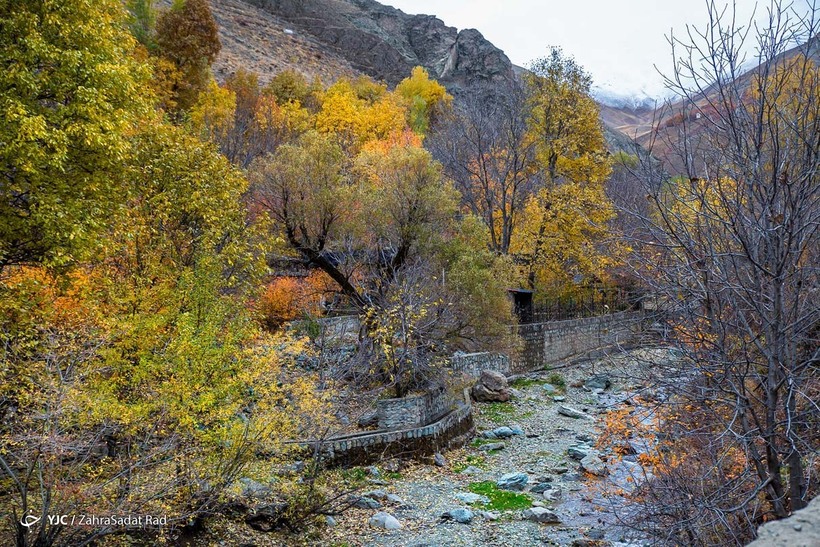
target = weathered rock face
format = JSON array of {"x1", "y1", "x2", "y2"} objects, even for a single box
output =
[
  {"x1": 748, "y1": 496, "x2": 820, "y2": 546},
  {"x1": 243, "y1": 0, "x2": 514, "y2": 91}
]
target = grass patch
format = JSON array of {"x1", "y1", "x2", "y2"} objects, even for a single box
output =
[
  {"x1": 467, "y1": 481, "x2": 533, "y2": 511},
  {"x1": 546, "y1": 373, "x2": 566, "y2": 390},
  {"x1": 510, "y1": 377, "x2": 548, "y2": 388},
  {"x1": 339, "y1": 467, "x2": 368, "y2": 487},
  {"x1": 479, "y1": 402, "x2": 517, "y2": 423},
  {"x1": 471, "y1": 437, "x2": 503, "y2": 447}
]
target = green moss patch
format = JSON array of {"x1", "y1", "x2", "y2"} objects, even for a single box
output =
[{"x1": 467, "y1": 481, "x2": 533, "y2": 511}]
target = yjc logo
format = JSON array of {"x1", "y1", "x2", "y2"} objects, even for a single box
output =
[{"x1": 20, "y1": 513, "x2": 41, "y2": 528}]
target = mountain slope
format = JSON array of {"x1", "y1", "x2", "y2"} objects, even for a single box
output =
[{"x1": 167, "y1": 0, "x2": 637, "y2": 148}]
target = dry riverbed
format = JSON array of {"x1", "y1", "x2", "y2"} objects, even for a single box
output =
[{"x1": 313, "y1": 347, "x2": 676, "y2": 547}]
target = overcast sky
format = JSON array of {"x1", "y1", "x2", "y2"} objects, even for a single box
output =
[{"x1": 387, "y1": 0, "x2": 815, "y2": 100}]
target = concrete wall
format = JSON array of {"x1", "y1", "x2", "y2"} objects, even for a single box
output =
[
  {"x1": 450, "y1": 352, "x2": 510, "y2": 378},
  {"x1": 515, "y1": 311, "x2": 644, "y2": 372},
  {"x1": 296, "y1": 403, "x2": 474, "y2": 467}
]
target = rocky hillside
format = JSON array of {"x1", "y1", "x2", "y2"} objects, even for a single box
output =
[
  {"x1": 177, "y1": 0, "x2": 636, "y2": 147},
  {"x1": 239, "y1": 0, "x2": 515, "y2": 94}
]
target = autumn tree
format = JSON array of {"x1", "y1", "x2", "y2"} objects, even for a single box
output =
[
  {"x1": 0, "y1": 0, "x2": 149, "y2": 272},
  {"x1": 623, "y1": 2, "x2": 820, "y2": 543},
  {"x1": 395, "y1": 66, "x2": 452, "y2": 134},
  {"x1": 0, "y1": 3, "x2": 329, "y2": 545},
  {"x1": 189, "y1": 68, "x2": 312, "y2": 166},
  {"x1": 251, "y1": 130, "x2": 512, "y2": 394},
  {"x1": 514, "y1": 48, "x2": 614, "y2": 291},
  {"x1": 155, "y1": 0, "x2": 221, "y2": 112},
  {"x1": 126, "y1": 0, "x2": 157, "y2": 50}
]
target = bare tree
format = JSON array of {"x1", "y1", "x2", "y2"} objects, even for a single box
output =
[
  {"x1": 428, "y1": 80, "x2": 540, "y2": 254},
  {"x1": 622, "y1": 1, "x2": 820, "y2": 543}
]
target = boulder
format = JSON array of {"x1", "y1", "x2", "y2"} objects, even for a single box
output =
[
  {"x1": 530, "y1": 482, "x2": 552, "y2": 493},
  {"x1": 358, "y1": 411, "x2": 379, "y2": 428},
  {"x1": 239, "y1": 477, "x2": 271, "y2": 499},
  {"x1": 543, "y1": 488, "x2": 563, "y2": 502},
  {"x1": 472, "y1": 370, "x2": 511, "y2": 402},
  {"x1": 385, "y1": 493, "x2": 405, "y2": 505},
  {"x1": 245, "y1": 503, "x2": 289, "y2": 532},
  {"x1": 433, "y1": 452, "x2": 447, "y2": 467},
  {"x1": 497, "y1": 472, "x2": 528, "y2": 491},
  {"x1": 567, "y1": 445, "x2": 592, "y2": 460},
  {"x1": 478, "y1": 442, "x2": 506, "y2": 452},
  {"x1": 542, "y1": 383, "x2": 558, "y2": 395},
  {"x1": 369, "y1": 511, "x2": 401, "y2": 530},
  {"x1": 441, "y1": 508, "x2": 474, "y2": 524},
  {"x1": 491, "y1": 426, "x2": 515, "y2": 438},
  {"x1": 522, "y1": 507, "x2": 561, "y2": 524},
  {"x1": 478, "y1": 510, "x2": 500, "y2": 520}
]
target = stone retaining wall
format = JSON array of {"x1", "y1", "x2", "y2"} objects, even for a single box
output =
[
  {"x1": 297, "y1": 403, "x2": 474, "y2": 467},
  {"x1": 515, "y1": 311, "x2": 645, "y2": 372},
  {"x1": 449, "y1": 352, "x2": 510, "y2": 377},
  {"x1": 376, "y1": 389, "x2": 455, "y2": 430}
]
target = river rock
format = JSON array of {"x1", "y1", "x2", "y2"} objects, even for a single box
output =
[
  {"x1": 460, "y1": 465, "x2": 483, "y2": 475},
  {"x1": 585, "y1": 374, "x2": 611, "y2": 391},
  {"x1": 542, "y1": 383, "x2": 558, "y2": 395},
  {"x1": 433, "y1": 452, "x2": 447, "y2": 467},
  {"x1": 455, "y1": 492, "x2": 490, "y2": 505},
  {"x1": 497, "y1": 472, "x2": 528, "y2": 491},
  {"x1": 354, "y1": 496, "x2": 382, "y2": 509},
  {"x1": 580, "y1": 453, "x2": 608, "y2": 476},
  {"x1": 558, "y1": 405, "x2": 592, "y2": 419},
  {"x1": 478, "y1": 510, "x2": 500, "y2": 520},
  {"x1": 441, "y1": 507, "x2": 474, "y2": 523},
  {"x1": 479, "y1": 442, "x2": 505, "y2": 452},
  {"x1": 522, "y1": 506, "x2": 561, "y2": 524},
  {"x1": 491, "y1": 426, "x2": 515, "y2": 438},
  {"x1": 369, "y1": 511, "x2": 401, "y2": 530},
  {"x1": 567, "y1": 445, "x2": 592, "y2": 460}
]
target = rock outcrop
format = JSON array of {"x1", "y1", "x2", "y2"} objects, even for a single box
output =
[
  {"x1": 748, "y1": 496, "x2": 820, "y2": 546},
  {"x1": 243, "y1": 0, "x2": 515, "y2": 92}
]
